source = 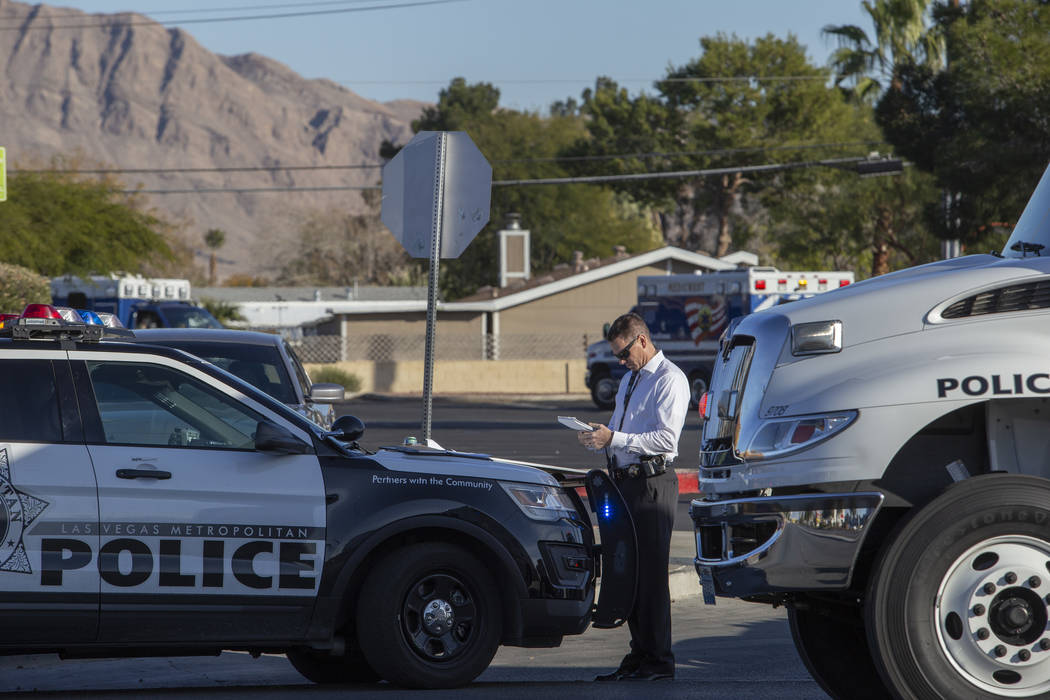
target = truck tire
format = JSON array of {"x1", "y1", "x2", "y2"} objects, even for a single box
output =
[
  {"x1": 590, "y1": 372, "x2": 618, "y2": 410},
  {"x1": 788, "y1": 603, "x2": 891, "y2": 700},
  {"x1": 356, "y1": 542, "x2": 502, "y2": 689},
  {"x1": 286, "y1": 646, "x2": 380, "y2": 684},
  {"x1": 866, "y1": 474, "x2": 1050, "y2": 699},
  {"x1": 688, "y1": 369, "x2": 710, "y2": 408}
]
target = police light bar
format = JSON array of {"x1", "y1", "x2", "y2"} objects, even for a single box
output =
[{"x1": 0, "y1": 304, "x2": 135, "y2": 342}]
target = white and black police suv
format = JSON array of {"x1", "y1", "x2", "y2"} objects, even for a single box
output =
[{"x1": 0, "y1": 304, "x2": 637, "y2": 689}]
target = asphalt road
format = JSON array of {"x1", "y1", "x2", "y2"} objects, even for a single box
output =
[{"x1": 0, "y1": 596, "x2": 824, "y2": 699}]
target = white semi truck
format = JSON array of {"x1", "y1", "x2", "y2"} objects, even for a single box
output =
[{"x1": 691, "y1": 164, "x2": 1050, "y2": 699}]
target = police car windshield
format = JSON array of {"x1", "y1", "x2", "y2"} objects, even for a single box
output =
[
  {"x1": 1002, "y1": 163, "x2": 1050, "y2": 258},
  {"x1": 153, "y1": 341, "x2": 298, "y2": 404}
]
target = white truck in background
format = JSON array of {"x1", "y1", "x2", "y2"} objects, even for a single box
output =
[
  {"x1": 50, "y1": 274, "x2": 223, "y2": 329},
  {"x1": 691, "y1": 164, "x2": 1050, "y2": 699},
  {"x1": 584, "y1": 267, "x2": 855, "y2": 408}
]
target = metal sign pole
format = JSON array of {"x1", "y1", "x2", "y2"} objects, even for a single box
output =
[{"x1": 421, "y1": 133, "x2": 448, "y2": 443}]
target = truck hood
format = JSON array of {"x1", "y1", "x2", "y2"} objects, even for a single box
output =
[{"x1": 746, "y1": 254, "x2": 1050, "y2": 347}]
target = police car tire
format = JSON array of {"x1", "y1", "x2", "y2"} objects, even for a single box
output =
[
  {"x1": 286, "y1": 646, "x2": 380, "y2": 684},
  {"x1": 687, "y1": 369, "x2": 709, "y2": 409},
  {"x1": 590, "y1": 374, "x2": 617, "y2": 410},
  {"x1": 865, "y1": 474, "x2": 1050, "y2": 700},
  {"x1": 787, "y1": 602, "x2": 890, "y2": 700},
  {"x1": 356, "y1": 542, "x2": 502, "y2": 689}
]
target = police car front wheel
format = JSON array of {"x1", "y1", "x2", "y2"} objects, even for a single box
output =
[{"x1": 356, "y1": 542, "x2": 502, "y2": 689}]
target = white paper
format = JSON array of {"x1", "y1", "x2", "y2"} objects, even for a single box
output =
[{"x1": 558, "y1": 415, "x2": 595, "y2": 432}]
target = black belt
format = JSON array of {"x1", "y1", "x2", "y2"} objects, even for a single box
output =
[{"x1": 610, "y1": 455, "x2": 668, "y2": 482}]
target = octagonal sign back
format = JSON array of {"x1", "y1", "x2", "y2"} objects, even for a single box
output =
[{"x1": 381, "y1": 131, "x2": 492, "y2": 259}]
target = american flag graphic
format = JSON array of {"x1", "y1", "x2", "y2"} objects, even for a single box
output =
[{"x1": 684, "y1": 296, "x2": 727, "y2": 345}]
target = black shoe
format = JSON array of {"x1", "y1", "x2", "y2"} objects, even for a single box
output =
[
  {"x1": 594, "y1": 668, "x2": 631, "y2": 682},
  {"x1": 620, "y1": 669, "x2": 674, "y2": 681}
]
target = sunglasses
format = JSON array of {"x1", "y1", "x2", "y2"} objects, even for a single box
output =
[{"x1": 615, "y1": 335, "x2": 641, "y2": 361}]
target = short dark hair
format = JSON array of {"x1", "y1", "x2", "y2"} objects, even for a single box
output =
[{"x1": 606, "y1": 312, "x2": 650, "y2": 343}]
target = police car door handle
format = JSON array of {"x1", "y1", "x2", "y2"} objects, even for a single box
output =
[{"x1": 116, "y1": 469, "x2": 172, "y2": 480}]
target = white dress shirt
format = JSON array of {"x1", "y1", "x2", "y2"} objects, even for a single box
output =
[{"x1": 606, "y1": 350, "x2": 690, "y2": 466}]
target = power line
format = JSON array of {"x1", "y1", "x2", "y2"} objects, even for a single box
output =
[
  {"x1": 0, "y1": 0, "x2": 463, "y2": 31},
  {"x1": 12, "y1": 141, "x2": 884, "y2": 175},
  {"x1": 113, "y1": 0, "x2": 397, "y2": 17},
  {"x1": 339, "y1": 75, "x2": 830, "y2": 86},
  {"x1": 124, "y1": 156, "x2": 888, "y2": 194}
]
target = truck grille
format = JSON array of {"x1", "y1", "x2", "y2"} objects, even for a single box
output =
[{"x1": 942, "y1": 280, "x2": 1050, "y2": 319}]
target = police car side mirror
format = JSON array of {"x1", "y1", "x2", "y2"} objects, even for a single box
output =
[
  {"x1": 328, "y1": 415, "x2": 365, "y2": 442},
  {"x1": 255, "y1": 420, "x2": 311, "y2": 455}
]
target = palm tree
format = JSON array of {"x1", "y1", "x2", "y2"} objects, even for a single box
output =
[
  {"x1": 823, "y1": 0, "x2": 944, "y2": 101},
  {"x1": 203, "y1": 228, "x2": 226, "y2": 285}
]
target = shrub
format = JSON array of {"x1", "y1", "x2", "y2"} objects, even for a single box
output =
[
  {"x1": 199, "y1": 298, "x2": 246, "y2": 325},
  {"x1": 0, "y1": 263, "x2": 51, "y2": 312},
  {"x1": 310, "y1": 365, "x2": 362, "y2": 393}
]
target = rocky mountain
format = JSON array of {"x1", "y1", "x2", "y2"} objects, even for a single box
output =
[{"x1": 0, "y1": 0, "x2": 425, "y2": 279}]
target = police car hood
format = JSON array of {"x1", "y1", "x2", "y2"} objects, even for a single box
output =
[
  {"x1": 745, "y1": 253, "x2": 1050, "y2": 346},
  {"x1": 374, "y1": 445, "x2": 588, "y2": 487}
]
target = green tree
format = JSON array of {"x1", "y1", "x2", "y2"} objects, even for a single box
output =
[
  {"x1": 823, "y1": 0, "x2": 944, "y2": 100},
  {"x1": 203, "y1": 228, "x2": 226, "y2": 285},
  {"x1": 876, "y1": 0, "x2": 1050, "y2": 253},
  {"x1": 384, "y1": 78, "x2": 660, "y2": 299},
  {"x1": 569, "y1": 34, "x2": 872, "y2": 259},
  {"x1": 765, "y1": 166, "x2": 938, "y2": 276},
  {"x1": 0, "y1": 165, "x2": 172, "y2": 276},
  {"x1": 0, "y1": 262, "x2": 50, "y2": 312}
]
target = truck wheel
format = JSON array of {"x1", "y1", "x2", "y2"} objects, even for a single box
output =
[
  {"x1": 866, "y1": 474, "x2": 1050, "y2": 699},
  {"x1": 788, "y1": 603, "x2": 891, "y2": 700},
  {"x1": 590, "y1": 373, "x2": 617, "y2": 410},
  {"x1": 286, "y1": 646, "x2": 380, "y2": 684},
  {"x1": 356, "y1": 542, "x2": 502, "y2": 689},
  {"x1": 688, "y1": 370, "x2": 710, "y2": 408}
]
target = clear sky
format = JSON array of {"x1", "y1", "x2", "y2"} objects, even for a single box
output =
[{"x1": 46, "y1": 0, "x2": 871, "y2": 113}]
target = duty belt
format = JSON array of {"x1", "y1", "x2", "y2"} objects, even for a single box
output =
[{"x1": 610, "y1": 455, "x2": 668, "y2": 482}]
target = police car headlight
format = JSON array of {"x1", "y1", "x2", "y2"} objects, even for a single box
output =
[
  {"x1": 791, "y1": 320, "x2": 842, "y2": 356},
  {"x1": 500, "y1": 483, "x2": 577, "y2": 522},
  {"x1": 741, "y1": 411, "x2": 857, "y2": 460}
]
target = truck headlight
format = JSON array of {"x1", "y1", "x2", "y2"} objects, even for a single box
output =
[
  {"x1": 741, "y1": 411, "x2": 857, "y2": 460},
  {"x1": 791, "y1": 320, "x2": 842, "y2": 355},
  {"x1": 501, "y1": 483, "x2": 578, "y2": 522}
]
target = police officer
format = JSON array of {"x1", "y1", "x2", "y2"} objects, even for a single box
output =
[{"x1": 578, "y1": 312, "x2": 689, "y2": 681}]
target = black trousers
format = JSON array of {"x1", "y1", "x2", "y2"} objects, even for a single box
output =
[{"x1": 615, "y1": 466, "x2": 678, "y2": 673}]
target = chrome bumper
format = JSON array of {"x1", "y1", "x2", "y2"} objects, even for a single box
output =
[{"x1": 690, "y1": 492, "x2": 884, "y2": 603}]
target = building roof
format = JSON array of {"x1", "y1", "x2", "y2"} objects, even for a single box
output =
[
  {"x1": 195, "y1": 285, "x2": 428, "y2": 303},
  {"x1": 231, "y1": 247, "x2": 757, "y2": 326},
  {"x1": 447, "y1": 246, "x2": 747, "y2": 312}
]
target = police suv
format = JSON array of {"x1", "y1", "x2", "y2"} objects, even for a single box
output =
[{"x1": 0, "y1": 305, "x2": 634, "y2": 689}]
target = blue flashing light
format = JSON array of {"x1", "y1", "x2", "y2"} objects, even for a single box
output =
[
  {"x1": 76, "y1": 310, "x2": 103, "y2": 326},
  {"x1": 601, "y1": 493, "x2": 613, "y2": 520}
]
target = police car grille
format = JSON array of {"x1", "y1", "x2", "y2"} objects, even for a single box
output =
[{"x1": 942, "y1": 280, "x2": 1050, "y2": 319}]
